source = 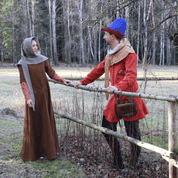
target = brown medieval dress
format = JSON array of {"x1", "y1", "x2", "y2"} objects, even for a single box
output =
[{"x1": 18, "y1": 60, "x2": 59, "y2": 161}]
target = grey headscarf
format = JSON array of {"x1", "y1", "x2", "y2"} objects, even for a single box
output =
[{"x1": 17, "y1": 37, "x2": 48, "y2": 111}]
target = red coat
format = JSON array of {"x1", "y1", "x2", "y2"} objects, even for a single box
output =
[{"x1": 80, "y1": 53, "x2": 149, "y2": 122}]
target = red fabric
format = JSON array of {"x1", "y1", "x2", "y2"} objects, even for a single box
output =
[
  {"x1": 80, "y1": 53, "x2": 149, "y2": 122},
  {"x1": 21, "y1": 82, "x2": 31, "y2": 101},
  {"x1": 52, "y1": 73, "x2": 65, "y2": 83},
  {"x1": 101, "y1": 27, "x2": 124, "y2": 39}
]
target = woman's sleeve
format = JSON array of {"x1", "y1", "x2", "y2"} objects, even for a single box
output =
[
  {"x1": 17, "y1": 65, "x2": 26, "y2": 83},
  {"x1": 17, "y1": 65, "x2": 31, "y2": 100},
  {"x1": 45, "y1": 60, "x2": 56, "y2": 78},
  {"x1": 52, "y1": 73, "x2": 66, "y2": 83}
]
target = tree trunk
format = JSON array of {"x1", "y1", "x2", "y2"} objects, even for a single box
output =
[
  {"x1": 23, "y1": 0, "x2": 28, "y2": 38},
  {"x1": 31, "y1": 0, "x2": 35, "y2": 36},
  {"x1": 116, "y1": 0, "x2": 120, "y2": 18},
  {"x1": 143, "y1": 0, "x2": 148, "y2": 66},
  {"x1": 79, "y1": 0, "x2": 85, "y2": 66},
  {"x1": 0, "y1": 34, "x2": 4, "y2": 66},
  {"x1": 137, "y1": 1, "x2": 140, "y2": 66},
  {"x1": 67, "y1": 0, "x2": 71, "y2": 65},
  {"x1": 52, "y1": 0, "x2": 58, "y2": 66},
  {"x1": 151, "y1": 0, "x2": 156, "y2": 65},
  {"x1": 12, "y1": 0, "x2": 15, "y2": 66},
  {"x1": 159, "y1": 1, "x2": 164, "y2": 66},
  {"x1": 27, "y1": 0, "x2": 32, "y2": 36},
  {"x1": 125, "y1": 5, "x2": 129, "y2": 39},
  {"x1": 48, "y1": 0, "x2": 53, "y2": 63}
]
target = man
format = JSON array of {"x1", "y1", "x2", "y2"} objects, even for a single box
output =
[{"x1": 74, "y1": 18, "x2": 149, "y2": 172}]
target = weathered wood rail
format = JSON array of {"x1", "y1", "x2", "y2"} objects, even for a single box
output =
[{"x1": 48, "y1": 78, "x2": 178, "y2": 178}]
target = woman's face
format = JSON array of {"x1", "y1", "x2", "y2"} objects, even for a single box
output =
[{"x1": 31, "y1": 40, "x2": 38, "y2": 54}]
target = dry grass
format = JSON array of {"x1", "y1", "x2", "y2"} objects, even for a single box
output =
[{"x1": 1, "y1": 65, "x2": 177, "y2": 177}]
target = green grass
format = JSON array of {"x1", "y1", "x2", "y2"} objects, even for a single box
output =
[
  {"x1": 142, "y1": 131, "x2": 168, "y2": 150},
  {"x1": 0, "y1": 117, "x2": 86, "y2": 178}
]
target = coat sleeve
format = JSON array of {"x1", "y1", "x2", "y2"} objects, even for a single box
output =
[
  {"x1": 45, "y1": 60, "x2": 56, "y2": 78},
  {"x1": 80, "y1": 60, "x2": 105, "y2": 85},
  {"x1": 115, "y1": 53, "x2": 138, "y2": 92}
]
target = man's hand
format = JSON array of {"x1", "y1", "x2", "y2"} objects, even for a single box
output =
[
  {"x1": 74, "y1": 81, "x2": 82, "y2": 89},
  {"x1": 27, "y1": 99, "x2": 33, "y2": 108},
  {"x1": 106, "y1": 86, "x2": 118, "y2": 93}
]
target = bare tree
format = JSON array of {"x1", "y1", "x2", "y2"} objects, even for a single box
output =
[
  {"x1": 48, "y1": 0, "x2": 53, "y2": 63},
  {"x1": 67, "y1": 0, "x2": 72, "y2": 64},
  {"x1": 31, "y1": 0, "x2": 35, "y2": 36},
  {"x1": 52, "y1": 0, "x2": 58, "y2": 65},
  {"x1": 11, "y1": 0, "x2": 15, "y2": 66},
  {"x1": 27, "y1": 0, "x2": 32, "y2": 36},
  {"x1": 151, "y1": 0, "x2": 156, "y2": 65},
  {"x1": 23, "y1": 0, "x2": 28, "y2": 38},
  {"x1": 79, "y1": 0, "x2": 85, "y2": 66},
  {"x1": 137, "y1": 0, "x2": 141, "y2": 66}
]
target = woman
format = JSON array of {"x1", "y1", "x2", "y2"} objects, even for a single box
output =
[{"x1": 17, "y1": 37, "x2": 68, "y2": 161}]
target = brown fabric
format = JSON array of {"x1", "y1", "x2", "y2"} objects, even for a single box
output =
[
  {"x1": 18, "y1": 60, "x2": 59, "y2": 161},
  {"x1": 21, "y1": 82, "x2": 31, "y2": 101},
  {"x1": 105, "y1": 38, "x2": 135, "y2": 99},
  {"x1": 52, "y1": 73, "x2": 65, "y2": 83}
]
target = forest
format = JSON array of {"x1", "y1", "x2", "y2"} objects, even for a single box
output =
[{"x1": 0, "y1": 0, "x2": 178, "y2": 66}]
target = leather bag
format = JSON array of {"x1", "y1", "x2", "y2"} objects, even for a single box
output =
[{"x1": 115, "y1": 96, "x2": 137, "y2": 118}]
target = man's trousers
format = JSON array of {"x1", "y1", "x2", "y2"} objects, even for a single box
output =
[{"x1": 102, "y1": 116, "x2": 141, "y2": 168}]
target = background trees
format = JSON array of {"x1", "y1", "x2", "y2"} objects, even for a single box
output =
[{"x1": 0, "y1": 0, "x2": 177, "y2": 66}]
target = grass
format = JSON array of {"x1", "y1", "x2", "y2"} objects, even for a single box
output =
[
  {"x1": 0, "y1": 116, "x2": 86, "y2": 178},
  {"x1": 0, "y1": 65, "x2": 178, "y2": 176}
]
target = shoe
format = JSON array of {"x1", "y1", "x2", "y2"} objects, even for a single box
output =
[{"x1": 48, "y1": 158, "x2": 56, "y2": 161}]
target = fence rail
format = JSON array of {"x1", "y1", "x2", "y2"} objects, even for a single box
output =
[
  {"x1": 48, "y1": 78, "x2": 178, "y2": 102},
  {"x1": 55, "y1": 77, "x2": 178, "y2": 81},
  {"x1": 48, "y1": 78, "x2": 178, "y2": 178}
]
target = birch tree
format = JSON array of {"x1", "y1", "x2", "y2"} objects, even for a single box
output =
[
  {"x1": 79, "y1": 0, "x2": 85, "y2": 66},
  {"x1": 137, "y1": 1, "x2": 141, "y2": 66},
  {"x1": 125, "y1": 4, "x2": 129, "y2": 39},
  {"x1": 31, "y1": 0, "x2": 35, "y2": 36},
  {"x1": 27, "y1": 0, "x2": 32, "y2": 36},
  {"x1": 23, "y1": 0, "x2": 28, "y2": 38},
  {"x1": 151, "y1": 0, "x2": 156, "y2": 65},
  {"x1": 159, "y1": 1, "x2": 165, "y2": 66},
  {"x1": 52, "y1": 0, "x2": 58, "y2": 65},
  {"x1": 67, "y1": 0, "x2": 72, "y2": 64},
  {"x1": 12, "y1": 0, "x2": 15, "y2": 66},
  {"x1": 48, "y1": 0, "x2": 53, "y2": 62}
]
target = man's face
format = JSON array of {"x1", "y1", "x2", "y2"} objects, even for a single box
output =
[{"x1": 103, "y1": 31, "x2": 113, "y2": 46}]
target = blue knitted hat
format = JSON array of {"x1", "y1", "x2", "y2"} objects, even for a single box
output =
[{"x1": 101, "y1": 18, "x2": 127, "y2": 38}]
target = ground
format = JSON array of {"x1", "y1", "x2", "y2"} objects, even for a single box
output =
[{"x1": 0, "y1": 64, "x2": 178, "y2": 177}]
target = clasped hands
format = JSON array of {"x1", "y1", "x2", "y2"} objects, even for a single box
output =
[
  {"x1": 27, "y1": 81, "x2": 118, "y2": 108},
  {"x1": 74, "y1": 81, "x2": 118, "y2": 93}
]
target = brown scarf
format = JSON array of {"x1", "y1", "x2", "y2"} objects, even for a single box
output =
[{"x1": 104, "y1": 38, "x2": 135, "y2": 100}]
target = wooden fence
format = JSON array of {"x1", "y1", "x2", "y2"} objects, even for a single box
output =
[{"x1": 48, "y1": 78, "x2": 178, "y2": 178}]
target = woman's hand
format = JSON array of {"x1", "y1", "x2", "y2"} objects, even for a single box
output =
[
  {"x1": 74, "y1": 81, "x2": 82, "y2": 89},
  {"x1": 63, "y1": 80, "x2": 71, "y2": 85},
  {"x1": 27, "y1": 99, "x2": 33, "y2": 108}
]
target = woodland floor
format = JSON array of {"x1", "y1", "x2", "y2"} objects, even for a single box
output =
[
  {"x1": 0, "y1": 108, "x2": 169, "y2": 178},
  {"x1": 0, "y1": 64, "x2": 178, "y2": 177}
]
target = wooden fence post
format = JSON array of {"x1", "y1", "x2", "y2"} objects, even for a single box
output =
[{"x1": 168, "y1": 101, "x2": 178, "y2": 178}]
